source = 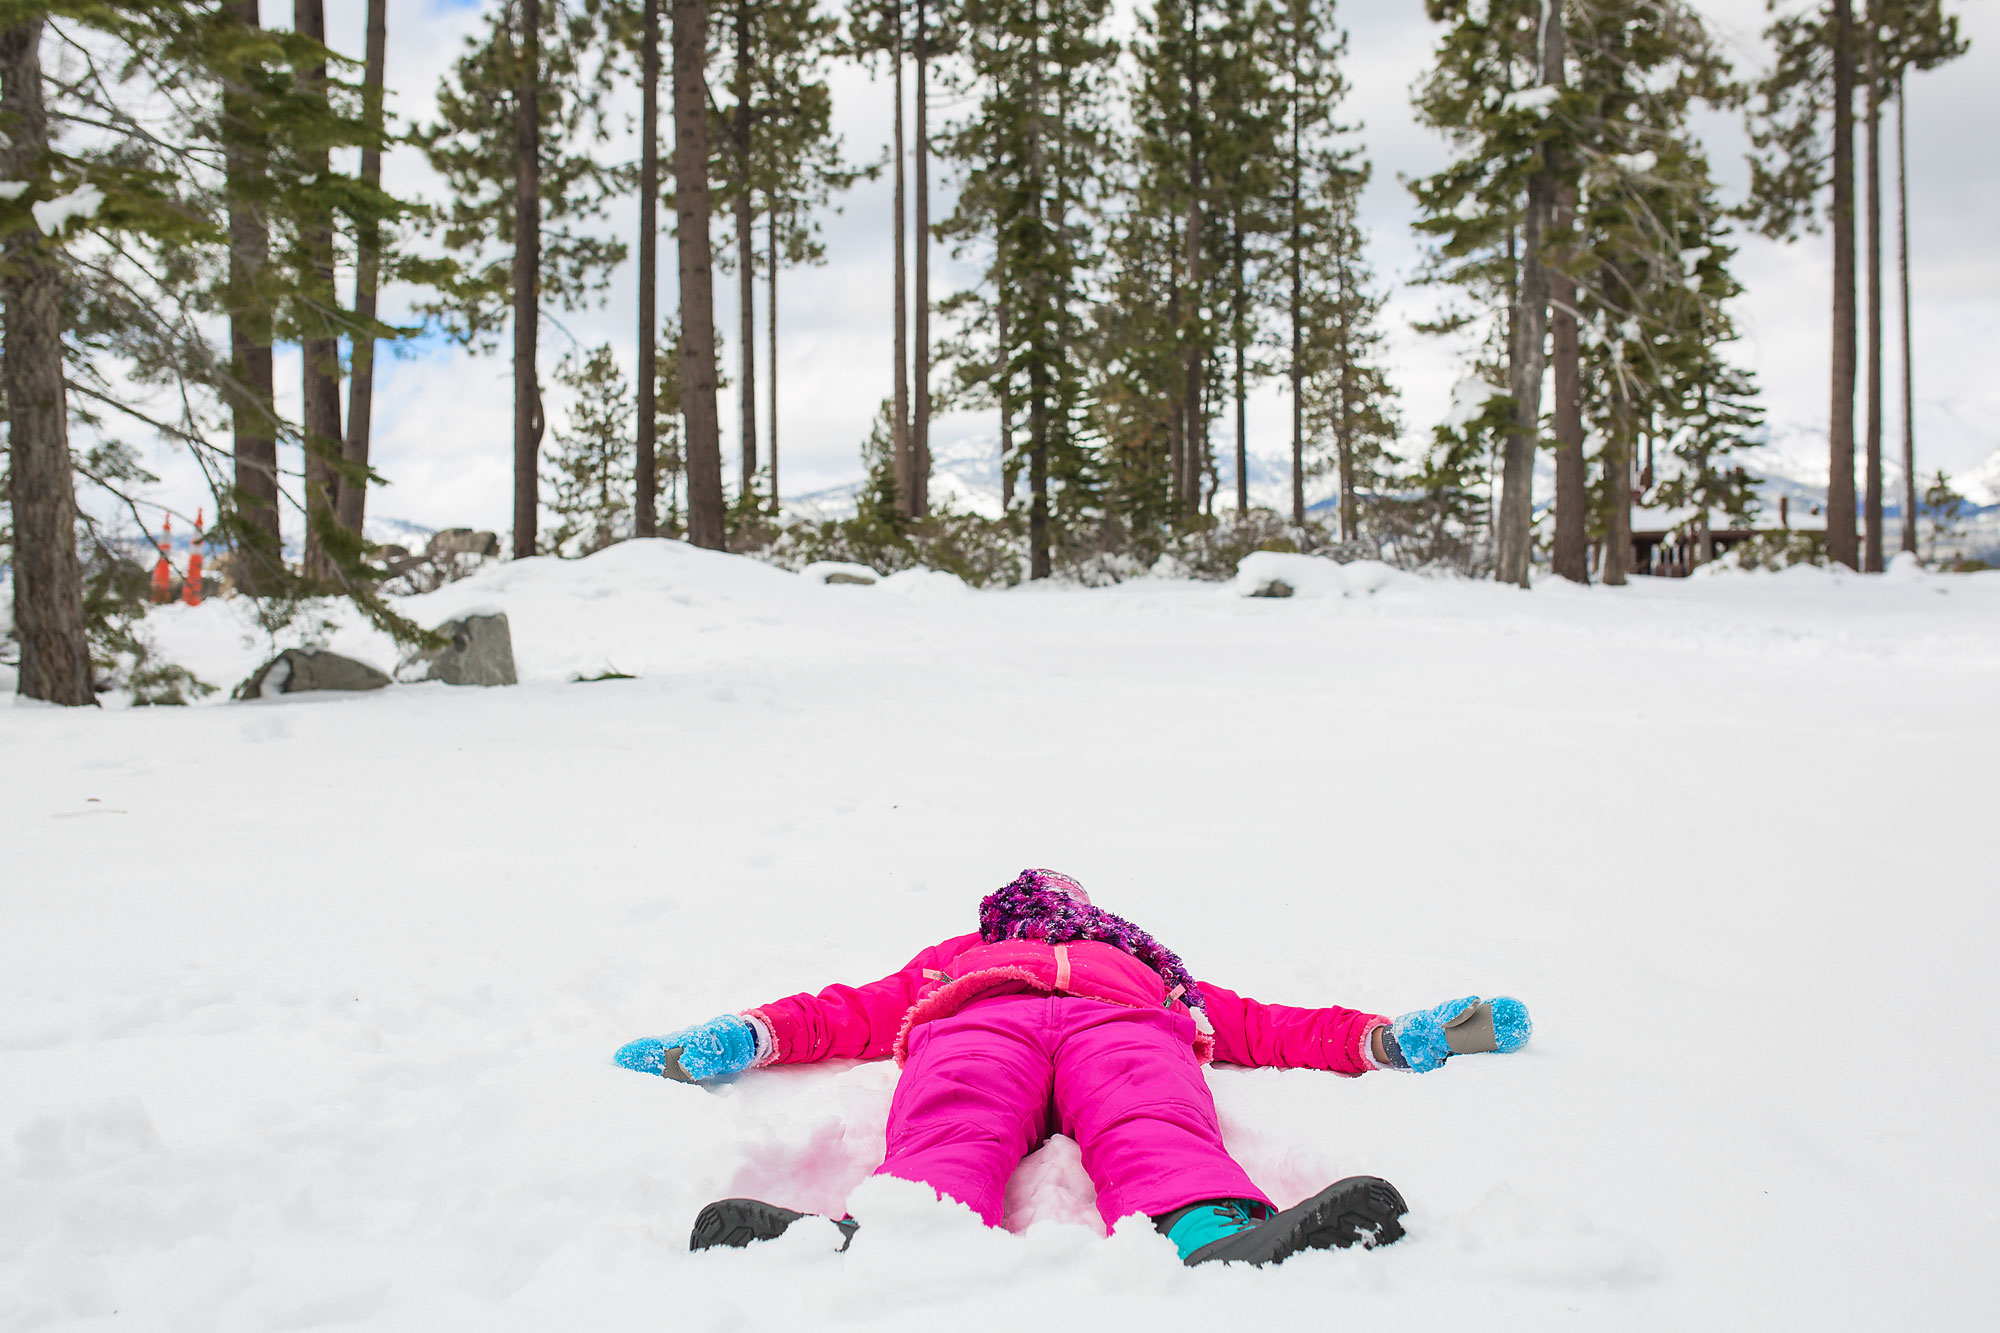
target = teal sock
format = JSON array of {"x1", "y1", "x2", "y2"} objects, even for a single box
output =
[{"x1": 1159, "y1": 1198, "x2": 1260, "y2": 1261}]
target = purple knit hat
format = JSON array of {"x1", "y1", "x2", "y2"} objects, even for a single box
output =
[{"x1": 977, "y1": 869, "x2": 1204, "y2": 1011}]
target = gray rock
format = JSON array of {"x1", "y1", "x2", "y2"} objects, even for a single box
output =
[
  {"x1": 426, "y1": 528, "x2": 500, "y2": 559},
  {"x1": 235, "y1": 648, "x2": 391, "y2": 700},
  {"x1": 402, "y1": 611, "x2": 517, "y2": 686},
  {"x1": 823, "y1": 571, "x2": 876, "y2": 586},
  {"x1": 1248, "y1": 579, "x2": 1295, "y2": 599}
]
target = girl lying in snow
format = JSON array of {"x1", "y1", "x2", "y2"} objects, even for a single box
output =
[{"x1": 615, "y1": 868, "x2": 1530, "y2": 1267}]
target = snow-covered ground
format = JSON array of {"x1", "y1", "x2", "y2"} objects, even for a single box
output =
[{"x1": 5, "y1": 542, "x2": 1997, "y2": 1331}]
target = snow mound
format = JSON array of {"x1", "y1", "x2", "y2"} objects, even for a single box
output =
[
  {"x1": 1227, "y1": 551, "x2": 1412, "y2": 600},
  {"x1": 877, "y1": 568, "x2": 972, "y2": 601},
  {"x1": 140, "y1": 539, "x2": 921, "y2": 692}
]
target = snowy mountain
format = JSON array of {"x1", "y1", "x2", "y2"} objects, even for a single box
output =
[{"x1": 1739, "y1": 424, "x2": 2000, "y2": 516}]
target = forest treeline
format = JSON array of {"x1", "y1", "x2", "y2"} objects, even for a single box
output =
[{"x1": 0, "y1": 0, "x2": 1970, "y2": 704}]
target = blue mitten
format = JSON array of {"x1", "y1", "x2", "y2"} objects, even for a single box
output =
[
  {"x1": 1386, "y1": 996, "x2": 1531, "y2": 1073},
  {"x1": 615, "y1": 1014, "x2": 759, "y2": 1082}
]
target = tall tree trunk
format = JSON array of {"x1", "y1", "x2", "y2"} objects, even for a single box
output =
[
  {"x1": 513, "y1": 0, "x2": 543, "y2": 558},
  {"x1": 1025, "y1": 21, "x2": 1049, "y2": 578},
  {"x1": 1176, "y1": 7, "x2": 1192, "y2": 510},
  {"x1": 1180, "y1": 0, "x2": 1204, "y2": 516},
  {"x1": 673, "y1": 0, "x2": 726, "y2": 549},
  {"x1": 338, "y1": 0, "x2": 387, "y2": 544},
  {"x1": 296, "y1": 0, "x2": 342, "y2": 582},
  {"x1": 635, "y1": 0, "x2": 660, "y2": 537},
  {"x1": 997, "y1": 293, "x2": 1013, "y2": 510},
  {"x1": 1497, "y1": 3, "x2": 1563, "y2": 588},
  {"x1": 222, "y1": 0, "x2": 279, "y2": 594},
  {"x1": 768, "y1": 202, "x2": 779, "y2": 514},
  {"x1": 1232, "y1": 215, "x2": 1246, "y2": 515},
  {"x1": 1550, "y1": 183, "x2": 1587, "y2": 583},
  {"x1": 1167, "y1": 212, "x2": 1184, "y2": 510},
  {"x1": 1603, "y1": 382, "x2": 1632, "y2": 587},
  {"x1": 732, "y1": 2, "x2": 757, "y2": 507},
  {"x1": 890, "y1": 13, "x2": 910, "y2": 515},
  {"x1": 1862, "y1": 4, "x2": 1884, "y2": 573},
  {"x1": 912, "y1": 0, "x2": 931, "y2": 518},
  {"x1": 1896, "y1": 71, "x2": 1917, "y2": 555},
  {"x1": 1029, "y1": 359, "x2": 1050, "y2": 579},
  {"x1": 1288, "y1": 66, "x2": 1303, "y2": 529},
  {"x1": 1497, "y1": 223, "x2": 1516, "y2": 551},
  {"x1": 1826, "y1": 0, "x2": 1860, "y2": 570},
  {"x1": 1336, "y1": 238, "x2": 1355, "y2": 541},
  {"x1": 2, "y1": 18, "x2": 92, "y2": 705}
]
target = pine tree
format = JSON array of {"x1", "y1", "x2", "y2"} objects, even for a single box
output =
[
  {"x1": 707, "y1": 0, "x2": 856, "y2": 513},
  {"x1": 293, "y1": 0, "x2": 342, "y2": 584},
  {"x1": 1272, "y1": 0, "x2": 1354, "y2": 527},
  {"x1": 1128, "y1": 0, "x2": 1286, "y2": 521},
  {"x1": 1085, "y1": 187, "x2": 1182, "y2": 539},
  {"x1": 4, "y1": 4, "x2": 415, "y2": 701},
  {"x1": 2, "y1": 14, "x2": 90, "y2": 704},
  {"x1": 1564, "y1": 0, "x2": 1748, "y2": 582},
  {"x1": 1920, "y1": 468, "x2": 1963, "y2": 565},
  {"x1": 1409, "y1": 0, "x2": 1551, "y2": 571},
  {"x1": 543, "y1": 343, "x2": 636, "y2": 557},
  {"x1": 715, "y1": 0, "x2": 762, "y2": 508},
  {"x1": 1303, "y1": 179, "x2": 1399, "y2": 543},
  {"x1": 1203, "y1": 0, "x2": 1282, "y2": 518},
  {"x1": 672, "y1": 0, "x2": 726, "y2": 549},
  {"x1": 337, "y1": 0, "x2": 389, "y2": 545},
  {"x1": 631, "y1": 0, "x2": 662, "y2": 536},
  {"x1": 944, "y1": 0, "x2": 1114, "y2": 578},
  {"x1": 216, "y1": 0, "x2": 281, "y2": 594},
  {"x1": 1868, "y1": 1, "x2": 1965, "y2": 554},
  {"x1": 1749, "y1": 0, "x2": 1861, "y2": 569},
  {"x1": 421, "y1": 0, "x2": 628, "y2": 559}
]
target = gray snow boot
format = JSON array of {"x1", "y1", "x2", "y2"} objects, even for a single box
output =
[
  {"x1": 1163, "y1": 1176, "x2": 1408, "y2": 1268},
  {"x1": 689, "y1": 1198, "x2": 858, "y2": 1253}
]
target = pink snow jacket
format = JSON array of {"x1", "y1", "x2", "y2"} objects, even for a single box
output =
[{"x1": 743, "y1": 933, "x2": 1388, "y2": 1075}]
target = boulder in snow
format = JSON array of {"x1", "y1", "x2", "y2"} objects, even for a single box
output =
[
  {"x1": 399, "y1": 611, "x2": 518, "y2": 687},
  {"x1": 802, "y1": 561, "x2": 879, "y2": 586},
  {"x1": 426, "y1": 528, "x2": 500, "y2": 560},
  {"x1": 234, "y1": 648, "x2": 391, "y2": 700},
  {"x1": 1247, "y1": 578, "x2": 1295, "y2": 598}
]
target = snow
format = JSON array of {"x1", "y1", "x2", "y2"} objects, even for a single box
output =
[
  {"x1": 1442, "y1": 375, "x2": 1496, "y2": 431},
  {"x1": 0, "y1": 181, "x2": 28, "y2": 200},
  {"x1": 1498, "y1": 85, "x2": 1560, "y2": 116},
  {"x1": 802, "y1": 561, "x2": 880, "y2": 585},
  {"x1": 6, "y1": 539, "x2": 1999, "y2": 1330},
  {"x1": 30, "y1": 183, "x2": 103, "y2": 236},
  {"x1": 1227, "y1": 552, "x2": 1412, "y2": 600}
]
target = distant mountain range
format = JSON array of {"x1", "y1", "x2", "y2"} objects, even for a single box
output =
[{"x1": 791, "y1": 427, "x2": 2000, "y2": 526}]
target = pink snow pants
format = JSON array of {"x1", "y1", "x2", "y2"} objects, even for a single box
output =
[{"x1": 876, "y1": 993, "x2": 1272, "y2": 1232}]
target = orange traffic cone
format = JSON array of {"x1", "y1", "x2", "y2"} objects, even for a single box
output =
[
  {"x1": 151, "y1": 514, "x2": 173, "y2": 603},
  {"x1": 182, "y1": 508, "x2": 205, "y2": 606}
]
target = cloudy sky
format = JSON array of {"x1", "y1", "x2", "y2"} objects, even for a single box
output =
[{"x1": 123, "y1": 0, "x2": 2000, "y2": 538}]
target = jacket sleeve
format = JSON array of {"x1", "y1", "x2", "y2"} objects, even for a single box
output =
[
  {"x1": 744, "y1": 934, "x2": 980, "y2": 1065},
  {"x1": 1198, "y1": 980, "x2": 1388, "y2": 1075}
]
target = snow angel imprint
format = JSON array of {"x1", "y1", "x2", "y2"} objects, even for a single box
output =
[{"x1": 614, "y1": 868, "x2": 1532, "y2": 1267}]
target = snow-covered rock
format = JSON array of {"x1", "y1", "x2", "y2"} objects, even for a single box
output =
[
  {"x1": 802, "y1": 560, "x2": 880, "y2": 586},
  {"x1": 1228, "y1": 551, "x2": 1411, "y2": 600}
]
